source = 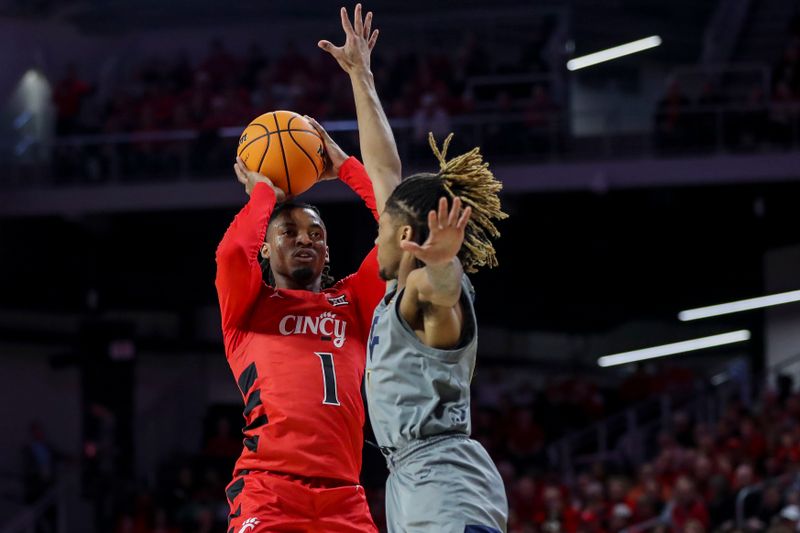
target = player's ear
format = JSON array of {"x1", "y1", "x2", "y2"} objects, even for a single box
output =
[
  {"x1": 324, "y1": 245, "x2": 330, "y2": 264},
  {"x1": 399, "y1": 224, "x2": 413, "y2": 243},
  {"x1": 260, "y1": 242, "x2": 270, "y2": 260}
]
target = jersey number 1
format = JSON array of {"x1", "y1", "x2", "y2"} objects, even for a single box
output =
[{"x1": 315, "y1": 352, "x2": 340, "y2": 406}]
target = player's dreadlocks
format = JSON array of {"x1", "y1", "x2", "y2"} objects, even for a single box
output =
[
  {"x1": 259, "y1": 201, "x2": 336, "y2": 288},
  {"x1": 385, "y1": 133, "x2": 508, "y2": 273}
]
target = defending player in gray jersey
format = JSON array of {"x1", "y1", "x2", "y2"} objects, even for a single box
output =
[{"x1": 367, "y1": 134, "x2": 509, "y2": 532}]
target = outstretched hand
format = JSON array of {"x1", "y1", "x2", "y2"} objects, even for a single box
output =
[
  {"x1": 234, "y1": 157, "x2": 287, "y2": 202},
  {"x1": 318, "y1": 4, "x2": 379, "y2": 75},
  {"x1": 400, "y1": 197, "x2": 472, "y2": 267}
]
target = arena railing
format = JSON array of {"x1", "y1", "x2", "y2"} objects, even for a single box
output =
[
  {"x1": 735, "y1": 471, "x2": 800, "y2": 529},
  {"x1": 546, "y1": 378, "x2": 741, "y2": 483},
  {"x1": 668, "y1": 63, "x2": 770, "y2": 102},
  {"x1": 769, "y1": 351, "x2": 800, "y2": 384},
  {"x1": 619, "y1": 510, "x2": 671, "y2": 533},
  {"x1": 6, "y1": 99, "x2": 800, "y2": 187},
  {"x1": 548, "y1": 353, "x2": 799, "y2": 487}
]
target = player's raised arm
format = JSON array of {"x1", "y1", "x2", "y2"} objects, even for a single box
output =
[
  {"x1": 399, "y1": 197, "x2": 471, "y2": 349},
  {"x1": 319, "y1": 4, "x2": 401, "y2": 213},
  {"x1": 215, "y1": 159, "x2": 286, "y2": 330}
]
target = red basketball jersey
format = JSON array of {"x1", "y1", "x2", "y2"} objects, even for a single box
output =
[{"x1": 215, "y1": 157, "x2": 384, "y2": 484}]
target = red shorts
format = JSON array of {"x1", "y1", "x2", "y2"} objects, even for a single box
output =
[{"x1": 225, "y1": 471, "x2": 378, "y2": 533}]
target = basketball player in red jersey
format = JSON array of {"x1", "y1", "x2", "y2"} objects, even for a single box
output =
[{"x1": 216, "y1": 5, "x2": 400, "y2": 532}]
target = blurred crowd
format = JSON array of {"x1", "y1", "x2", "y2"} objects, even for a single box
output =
[
  {"x1": 23, "y1": 361, "x2": 800, "y2": 533},
  {"x1": 93, "y1": 364, "x2": 788, "y2": 533},
  {"x1": 49, "y1": 29, "x2": 558, "y2": 181},
  {"x1": 499, "y1": 377, "x2": 800, "y2": 533},
  {"x1": 41, "y1": 9, "x2": 800, "y2": 183},
  {"x1": 53, "y1": 32, "x2": 553, "y2": 135}
]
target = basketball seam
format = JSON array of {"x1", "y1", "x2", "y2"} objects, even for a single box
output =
[
  {"x1": 237, "y1": 133, "x2": 269, "y2": 156},
  {"x1": 246, "y1": 113, "x2": 321, "y2": 139},
  {"x1": 256, "y1": 126, "x2": 272, "y2": 176},
  {"x1": 248, "y1": 123, "x2": 270, "y2": 135},
  {"x1": 286, "y1": 116, "x2": 322, "y2": 180},
  {"x1": 272, "y1": 112, "x2": 292, "y2": 195},
  {"x1": 271, "y1": 128, "x2": 322, "y2": 139}
]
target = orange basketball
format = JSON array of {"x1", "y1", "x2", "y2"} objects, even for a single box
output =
[{"x1": 237, "y1": 110, "x2": 325, "y2": 196}]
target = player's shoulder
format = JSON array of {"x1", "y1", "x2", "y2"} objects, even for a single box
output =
[{"x1": 329, "y1": 272, "x2": 365, "y2": 296}]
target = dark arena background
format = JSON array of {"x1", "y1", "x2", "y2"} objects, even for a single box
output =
[{"x1": 1, "y1": 0, "x2": 800, "y2": 532}]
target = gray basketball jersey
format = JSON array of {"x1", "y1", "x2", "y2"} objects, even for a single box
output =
[{"x1": 365, "y1": 275, "x2": 477, "y2": 450}]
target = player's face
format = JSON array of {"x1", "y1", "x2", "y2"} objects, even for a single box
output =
[
  {"x1": 375, "y1": 210, "x2": 406, "y2": 281},
  {"x1": 265, "y1": 208, "x2": 329, "y2": 284}
]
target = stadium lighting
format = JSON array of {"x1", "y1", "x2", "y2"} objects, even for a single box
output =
[
  {"x1": 678, "y1": 289, "x2": 800, "y2": 321},
  {"x1": 597, "y1": 330, "x2": 751, "y2": 368},
  {"x1": 567, "y1": 36, "x2": 662, "y2": 71}
]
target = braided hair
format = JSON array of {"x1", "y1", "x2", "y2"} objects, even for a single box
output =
[
  {"x1": 260, "y1": 201, "x2": 336, "y2": 289},
  {"x1": 384, "y1": 133, "x2": 508, "y2": 273}
]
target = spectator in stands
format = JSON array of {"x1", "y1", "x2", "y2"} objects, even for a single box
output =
[
  {"x1": 509, "y1": 475, "x2": 538, "y2": 526},
  {"x1": 747, "y1": 484, "x2": 785, "y2": 530},
  {"x1": 411, "y1": 91, "x2": 451, "y2": 156},
  {"x1": 507, "y1": 407, "x2": 545, "y2": 465},
  {"x1": 242, "y1": 43, "x2": 269, "y2": 88},
  {"x1": 22, "y1": 422, "x2": 57, "y2": 503},
  {"x1": 655, "y1": 80, "x2": 690, "y2": 153},
  {"x1": 536, "y1": 484, "x2": 580, "y2": 533},
  {"x1": 692, "y1": 81, "x2": 725, "y2": 150},
  {"x1": 52, "y1": 63, "x2": 92, "y2": 136},
  {"x1": 671, "y1": 476, "x2": 710, "y2": 532},
  {"x1": 199, "y1": 39, "x2": 238, "y2": 90},
  {"x1": 609, "y1": 502, "x2": 634, "y2": 532},
  {"x1": 454, "y1": 33, "x2": 491, "y2": 80},
  {"x1": 524, "y1": 84, "x2": 558, "y2": 156},
  {"x1": 777, "y1": 504, "x2": 800, "y2": 531}
]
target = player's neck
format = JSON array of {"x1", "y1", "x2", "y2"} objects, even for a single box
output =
[
  {"x1": 396, "y1": 270, "x2": 411, "y2": 292},
  {"x1": 273, "y1": 273, "x2": 322, "y2": 293},
  {"x1": 396, "y1": 251, "x2": 417, "y2": 292}
]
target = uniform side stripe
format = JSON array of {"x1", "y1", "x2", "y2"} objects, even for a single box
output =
[
  {"x1": 243, "y1": 389, "x2": 262, "y2": 417},
  {"x1": 237, "y1": 362, "x2": 258, "y2": 395},
  {"x1": 243, "y1": 414, "x2": 268, "y2": 432}
]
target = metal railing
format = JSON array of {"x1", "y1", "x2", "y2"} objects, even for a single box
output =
[
  {"x1": 546, "y1": 379, "x2": 739, "y2": 483},
  {"x1": 620, "y1": 506, "x2": 673, "y2": 533},
  {"x1": 8, "y1": 96, "x2": 800, "y2": 189},
  {"x1": 735, "y1": 471, "x2": 800, "y2": 528},
  {"x1": 769, "y1": 351, "x2": 800, "y2": 380}
]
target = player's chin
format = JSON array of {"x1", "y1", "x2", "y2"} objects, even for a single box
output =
[
  {"x1": 290, "y1": 266, "x2": 317, "y2": 283},
  {"x1": 378, "y1": 267, "x2": 395, "y2": 281}
]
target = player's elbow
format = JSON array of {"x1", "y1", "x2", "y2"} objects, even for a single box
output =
[
  {"x1": 215, "y1": 243, "x2": 259, "y2": 289},
  {"x1": 215, "y1": 236, "x2": 250, "y2": 264}
]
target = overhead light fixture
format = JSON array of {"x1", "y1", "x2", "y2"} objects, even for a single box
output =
[
  {"x1": 597, "y1": 330, "x2": 751, "y2": 367},
  {"x1": 567, "y1": 35, "x2": 662, "y2": 71},
  {"x1": 679, "y1": 289, "x2": 800, "y2": 321}
]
